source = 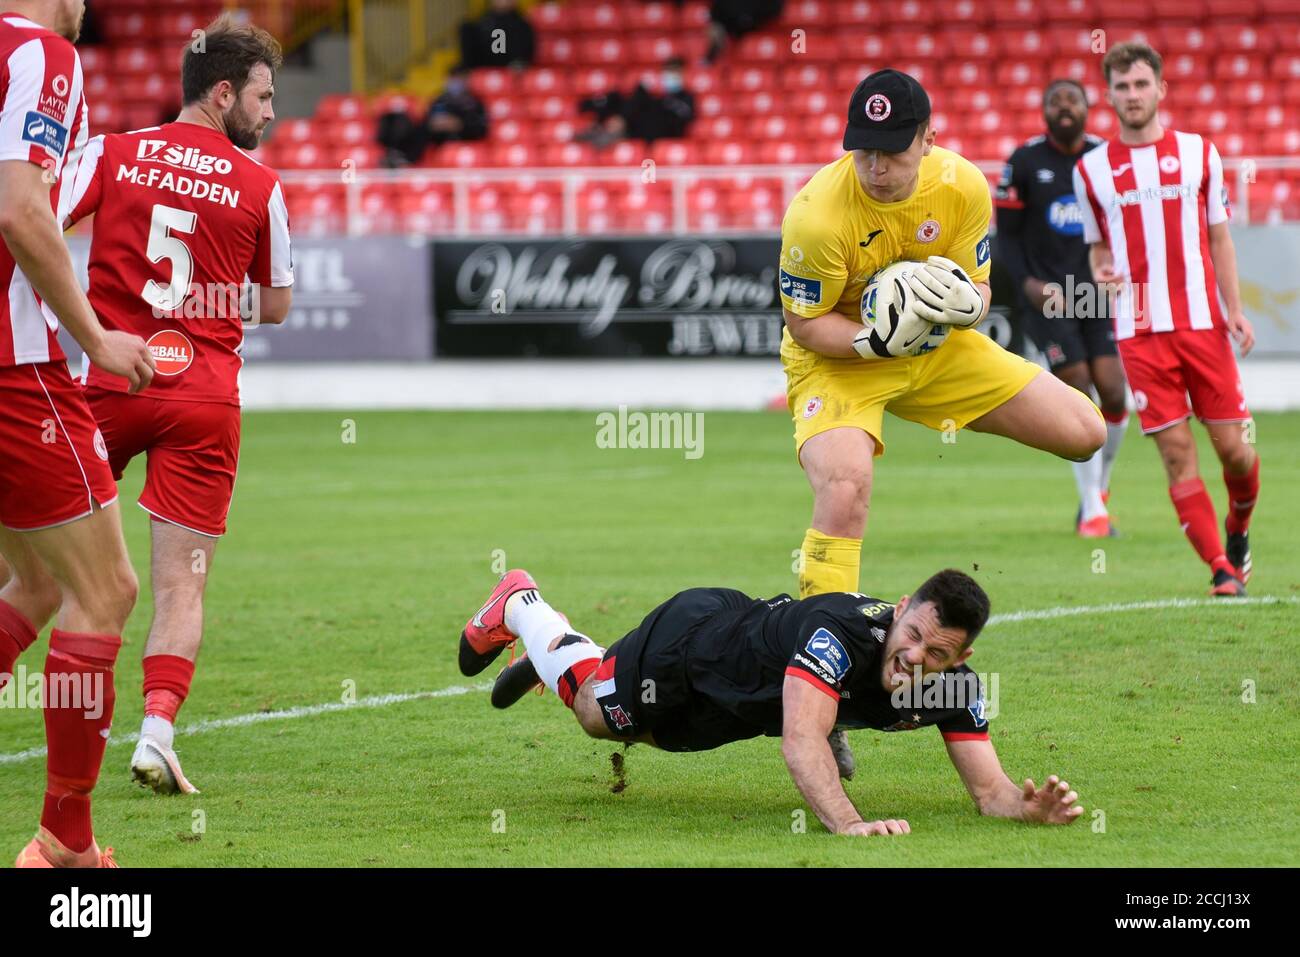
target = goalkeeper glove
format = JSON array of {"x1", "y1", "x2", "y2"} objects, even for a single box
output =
[{"x1": 905, "y1": 255, "x2": 983, "y2": 328}]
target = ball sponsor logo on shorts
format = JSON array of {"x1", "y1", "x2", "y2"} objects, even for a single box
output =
[
  {"x1": 916, "y1": 219, "x2": 940, "y2": 243},
  {"x1": 803, "y1": 396, "x2": 822, "y2": 419},
  {"x1": 1133, "y1": 389, "x2": 1148, "y2": 412},
  {"x1": 865, "y1": 94, "x2": 891, "y2": 121},
  {"x1": 146, "y1": 330, "x2": 195, "y2": 376},
  {"x1": 92, "y1": 429, "x2": 108, "y2": 462}
]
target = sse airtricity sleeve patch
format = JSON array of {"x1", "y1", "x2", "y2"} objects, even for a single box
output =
[
  {"x1": 779, "y1": 269, "x2": 822, "y2": 307},
  {"x1": 785, "y1": 617, "x2": 856, "y2": 700},
  {"x1": 22, "y1": 110, "x2": 66, "y2": 156}
]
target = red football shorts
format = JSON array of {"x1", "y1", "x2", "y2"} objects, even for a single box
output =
[
  {"x1": 84, "y1": 386, "x2": 241, "y2": 537},
  {"x1": 0, "y1": 361, "x2": 118, "y2": 531},
  {"x1": 1117, "y1": 328, "x2": 1251, "y2": 435}
]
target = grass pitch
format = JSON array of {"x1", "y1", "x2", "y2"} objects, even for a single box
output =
[{"x1": 1, "y1": 409, "x2": 1297, "y2": 866}]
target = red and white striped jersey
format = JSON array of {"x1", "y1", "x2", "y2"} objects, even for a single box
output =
[
  {"x1": 1073, "y1": 129, "x2": 1230, "y2": 340},
  {"x1": 63, "y1": 122, "x2": 294, "y2": 405},
  {"x1": 0, "y1": 13, "x2": 87, "y2": 367}
]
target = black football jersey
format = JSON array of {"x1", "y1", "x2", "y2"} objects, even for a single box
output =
[
  {"x1": 683, "y1": 592, "x2": 991, "y2": 742},
  {"x1": 995, "y1": 133, "x2": 1104, "y2": 294}
]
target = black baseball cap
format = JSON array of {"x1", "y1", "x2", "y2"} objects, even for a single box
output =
[{"x1": 843, "y1": 69, "x2": 931, "y2": 153}]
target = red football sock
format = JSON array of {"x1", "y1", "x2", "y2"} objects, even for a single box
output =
[
  {"x1": 0, "y1": 598, "x2": 38, "y2": 685},
  {"x1": 1169, "y1": 479, "x2": 1232, "y2": 575},
  {"x1": 41, "y1": 630, "x2": 120, "y2": 853},
  {"x1": 557, "y1": 658, "x2": 601, "y2": 709},
  {"x1": 142, "y1": 654, "x2": 195, "y2": 723},
  {"x1": 1223, "y1": 455, "x2": 1260, "y2": 536}
]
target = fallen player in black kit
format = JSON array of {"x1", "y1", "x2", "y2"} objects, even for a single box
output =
[{"x1": 459, "y1": 568, "x2": 1084, "y2": 836}]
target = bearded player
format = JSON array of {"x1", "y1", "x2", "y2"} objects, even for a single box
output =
[
  {"x1": 777, "y1": 69, "x2": 1104, "y2": 776},
  {"x1": 1074, "y1": 43, "x2": 1258, "y2": 597},
  {"x1": 1, "y1": 0, "x2": 160, "y2": 868},
  {"x1": 997, "y1": 79, "x2": 1128, "y2": 538},
  {"x1": 58, "y1": 15, "x2": 294, "y2": 793},
  {"x1": 456, "y1": 568, "x2": 1084, "y2": 836}
]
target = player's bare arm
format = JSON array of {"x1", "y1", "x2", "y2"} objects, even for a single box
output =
[
  {"x1": 0, "y1": 160, "x2": 154, "y2": 391},
  {"x1": 944, "y1": 736, "x2": 1083, "y2": 824},
  {"x1": 1207, "y1": 221, "x2": 1254, "y2": 355},
  {"x1": 781, "y1": 674, "x2": 909, "y2": 836},
  {"x1": 255, "y1": 285, "x2": 293, "y2": 325}
]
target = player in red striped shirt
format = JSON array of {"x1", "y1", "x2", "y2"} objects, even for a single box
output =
[
  {"x1": 1073, "y1": 42, "x2": 1259, "y2": 597},
  {"x1": 0, "y1": 1, "x2": 158, "y2": 868},
  {"x1": 60, "y1": 16, "x2": 293, "y2": 794}
]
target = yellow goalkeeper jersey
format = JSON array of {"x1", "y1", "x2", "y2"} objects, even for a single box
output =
[{"x1": 778, "y1": 147, "x2": 994, "y2": 361}]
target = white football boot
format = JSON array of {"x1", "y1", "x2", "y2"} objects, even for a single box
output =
[{"x1": 130, "y1": 733, "x2": 200, "y2": 795}]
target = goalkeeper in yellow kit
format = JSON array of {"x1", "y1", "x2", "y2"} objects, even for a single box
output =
[{"x1": 779, "y1": 70, "x2": 1106, "y2": 775}]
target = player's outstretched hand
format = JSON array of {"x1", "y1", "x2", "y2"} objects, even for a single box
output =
[
  {"x1": 1227, "y1": 310, "x2": 1255, "y2": 356},
  {"x1": 843, "y1": 819, "x2": 910, "y2": 836},
  {"x1": 1020, "y1": 775, "x2": 1083, "y2": 825},
  {"x1": 89, "y1": 330, "x2": 156, "y2": 393}
]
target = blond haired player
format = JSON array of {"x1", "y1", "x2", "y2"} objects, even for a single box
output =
[{"x1": 778, "y1": 70, "x2": 1105, "y2": 776}]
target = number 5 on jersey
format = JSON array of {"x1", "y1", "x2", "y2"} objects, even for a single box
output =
[{"x1": 143, "y1": 204, "x2": 197, "y2": 313}]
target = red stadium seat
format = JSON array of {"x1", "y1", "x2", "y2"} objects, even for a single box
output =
[
  {"x1": 468, "y1": 69, "x2": 514, "y2": 98},
  {"x1": 695, "y1": 92, "x2": 726, "y2": 117},
  {"x1": 1040, "y1": 0, "x2": 1095, "y2": 23},
  {"x1": 837, "y1": 33, "x2": 890, "y2": 61},
  {"x1": 989, "y1": 0, "x2": 1041, "y2": 24},
  {"x1": 521, "y1": 68, "x2": 567, "y2": 97},
  {"x1": 625, "y1": 2, "x2": 679, "y2": 31},
  {"x1": 1046, "y1": 27, "x2": 1098, "y2": 57},
  {"x1": 581, "y1": 36, "x2": 627, "y2": 65},
  {"x1": 995, "y1": 61, "x2": 1047, "y2": 87},
  {"x1": 537, "y1": 36, "x2": 577, "y2": 65},
  {"x1": 111, "y1": 46, "x2": 160, "y2": 75},
  {"x1": 701, "y1": 141, "x2": 751, "y2": 166},
  {"x1": 1261, "y1": 129, "x2": 1300, "y2": 154},
  {"x1": 727, "y1": 67, "x2": 777, "y2": 94},
  {"x1": 531, "y1": 2, "x2": 567, "y2": 31},
  {"x1": 1215, "y1": 55, "x2": 1268, "y2": 81},
  {"x1": 1207, "y1": 0, "x2": 1261, "y2": 14},
  {"x1": 540, "y1": 142, "x2": 598, "y2": 166},
  {"x1": 1217, "y1": 21, "x2": 1273, "y2": 53},
  {"x1": 1159, "y1": 25, "x2": 1218, "y2": 55},
  {"x1": 936, "y1": 0, "x2": 989, "y2": 26},
  {"x1": 780, "y1": 0, "x2": 834, "y2": 27},
  {"x1": 652, "y1": 140, "x2": 700, "y2": 166},
  {"x1": 889, "y1": 29, "x2": 948, "y2": 60},
  {"x1": 733, "y1": 91, "x2": 779, "y2": 116},
  {"x1": 941, "y1": 30, "x2": 996, "y2": 59},
  {"x1": 756, "y1": 141, "x2": 804, "y2": 164},
  {"x1": 435, "y1": 142, "x2": 491, "y2": 168},
  {"x1": 316, "y1": 95, "x2": 369, "y2": 122},
  {"x1": 523, "y1": 95, "x2": 571, "y2": 121},
  {"x1": 734, "y1": 32, "x2": 786, "y2": 64},
  {"x1": 1098, "y1": 0, "x2": 1153, "y2": 16},
  {"x1": 939, "y1": 62, "x2": 993, "y2": 87},
  {"x1": 782, "y1": 64, "x2": 831, "y2": 91}
]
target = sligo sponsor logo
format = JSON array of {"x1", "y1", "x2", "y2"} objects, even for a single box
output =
[
  {"x1": 146, "y1": 330, "x2": 195, "y2": 375},
  {"x1": 136, "y1": 139, "x2": 234, "y2": 176},
  {"x1": 452, "y1": 241, "x2": 776, "y2": 338}
]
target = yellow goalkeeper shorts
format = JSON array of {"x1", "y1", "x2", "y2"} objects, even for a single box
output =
[{"x1": 783, "y1": 328, "x2": 1043, "y2": 458}]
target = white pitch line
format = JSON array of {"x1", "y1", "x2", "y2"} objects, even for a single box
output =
[
  {"x1": 987, "y1": 594, "x2": 1299, "y2": 625},
  {"x1": 1, "y1": 595, "x2": 1295, "y2": 767},
  {"x1": 0, "y1": 683, "x2": 490, "y2": 767}
]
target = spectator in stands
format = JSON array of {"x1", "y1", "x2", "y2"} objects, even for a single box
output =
[
  {"x1": 377, "y1": 67, "x2": 488, "y2": 168},
  {"x1": 706, "y1": 0, "x2": 783, "y2": 63},
  {"x1": 575, "y1": 57, "x2": 695, "y2": 149},
  {"x1": 459, "y1": 0, "x2": 535, "y2": 70}
]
